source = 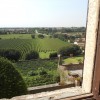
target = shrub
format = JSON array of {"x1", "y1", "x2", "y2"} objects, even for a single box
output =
[
  {"x1": 58, "y1": 44, "x2": 82, "y2": 57},
  {"x1": 53, "y1": 73, "x2": 60, "y2": 82},
  {"x1": 37, "y1": 67, "x2": 47, "y2": 75},
  {"x1": 0, "y1": 57, "x2": 27, "y2": 99},
  {"x1": 0, "y1": 49, "x2": 21, "y2": 61},
  {"x1": 31, "y1": 34, "x2": 35, "y2": 39},
  {"x1": 25, "y1": 51, "x2": 39, "y2": 60},
  {"x1": 49, "y1": 35, "x2": 52, "y2": 38},
  {"x1": 49, "y1": 52, "x2": 57, "y2": 58},
  {"x1": 28, "y1": 71, "x2": 38, "y2": 76},
  {"x1": 53, "y1": 34, "x2": 58, "y2": 38},
  {"x1": 38, "y1": 34, "x2": 44, "y2": 39}
]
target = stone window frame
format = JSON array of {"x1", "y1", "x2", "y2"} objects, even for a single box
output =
[
  {"x1": 82, "y1": 0, "x2": 100, "y2": 93},
  {"x1": 60, "y1": 0, "x2": 100, "y2": 99}
]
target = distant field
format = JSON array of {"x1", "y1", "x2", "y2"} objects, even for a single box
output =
[
  {"x1": 67, "y1": 32, "x2": 83, "y2": 36},
  {"x1": 0, "y1": 34, "x2": 32, "y2": 39},
  {"x1": 0, "y1": 34, "x2": 70, "y2": 59}
]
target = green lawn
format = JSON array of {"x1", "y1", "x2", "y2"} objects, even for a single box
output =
[
  {"x1": 63, "y1": 56, "x2": 84, "y2": 64},
  {"x1": 39, "y1": 52, "x2": 52, "y2": 59}
]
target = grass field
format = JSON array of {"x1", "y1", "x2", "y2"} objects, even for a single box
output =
[
  {"x1": 63, "y1": 56, "x2": 84, "y2": 64},
  {"x1": 39, "y1": 51, "x2": 57, "y2": 59},
  {"x1": 0, "y1": 34, "x2": 70, "y2": 59}
]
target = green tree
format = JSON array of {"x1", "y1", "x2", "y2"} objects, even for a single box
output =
[
  {"x1": 38, "y1": 34, "x2": 45, "y2": 39},
  {"x1": 31, "y1": 34, "x2": 35, "y2": 39},
  {"x1": 0, "y1": 57, "x2": 27, "y2": 99},
  {"x1": 58, "y1": 44, "x2": 82, "y2": 57},
  {"x1": 49, "y1": 52, "x2": 57, "y2": 58}
]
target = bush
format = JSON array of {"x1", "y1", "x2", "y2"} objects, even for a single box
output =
[
  {"x1": 28, "y1": 71, "x2": 38, "y2": 76},
  {"x1": 0, "y1": 49, "x2": 21, "y2": 61},
  {"x1": 25, "y1": 51, "x2": 39, "y2": 60},
  {"x1": 37, "y1": 67, "x2": 47, "y2": 75},
  {"x1": 0, "y1": 57, "x2": 27, "y2": 99},
  {"x1": 49, "y1": 52, "x2": 57, "y2": 58},
  {"x1": 58, "y1": 44, "x2": 82, "y2": 57},
  {"x1": 31, "y1": 34, "x2": 35, "y2": 39},
  {"x1": 38, "y1": 34, "x2": 45, "y2": 39},
  {"x1": 53, "y1": 34, "x2": 58, "y2": 38}
]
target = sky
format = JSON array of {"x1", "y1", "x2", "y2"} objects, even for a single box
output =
[{"x1": 0, "y1": 0, "x2": 88, "y2": 27}]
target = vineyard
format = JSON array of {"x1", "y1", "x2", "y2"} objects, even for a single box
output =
[{"x1": 0, "y1": 36, "x2": 70, "y2": 59}]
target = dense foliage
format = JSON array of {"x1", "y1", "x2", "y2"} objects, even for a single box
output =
[
  {"x1": 38, "y1": 34, "x2": 45, "y2": 38},
  {"x1": 52, "y1": 34, "x2": 78, "y2": 43},
  {"x1": 0, "y1": 49, "x2": 21, "y2": 61},
  {"x1": 15, "y1": 59, "x2": 59, "y2": 87},
  {"x1": 0, "y1": 57, "x2": 27, "y2": 99},
  {"x1": 25, "y1": 51, "x2": 39, "y2": 60},
  {"x1": 49, "y1": 52, "x2": 57, "y2": 58},
  {"x1": 31, "y1": 34, "x2": 35, "y2": 39},
  {"x1": 58, "y1": 44, "x2": 82, "y2": 57}
]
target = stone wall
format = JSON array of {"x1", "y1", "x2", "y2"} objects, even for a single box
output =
[
  {"x1": 61, "y1": 63, "x2": 83, "y2": 71},
  {"x1": 58, "y1": 64, "x2": 83, "y2": 85}
]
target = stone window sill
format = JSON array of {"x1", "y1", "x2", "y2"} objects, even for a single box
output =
[{"x1": 10, "y1": 87, "x2": 83, "y2": 100}]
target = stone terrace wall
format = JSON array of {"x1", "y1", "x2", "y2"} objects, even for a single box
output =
[{"x1": 59, "y1": 63, "x2": 83, "y2": 71}]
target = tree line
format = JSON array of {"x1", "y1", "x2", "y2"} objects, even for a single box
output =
[
  {"x1": 0, "y1": 27, "x2": 86, "y2": 35},
  {"x1": 0, "y1": 44, "x2": 82, "y2": 62}
]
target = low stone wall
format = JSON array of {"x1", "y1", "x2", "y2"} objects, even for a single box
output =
[
  {"x1": 66, "y1": 63, "x2": 83, "y2": 70},
  {"x1": 59, "y1": 63, "x2": 83, "y2": 71}
]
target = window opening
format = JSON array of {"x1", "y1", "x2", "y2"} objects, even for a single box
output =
[{"x1": 0, "y1": 0, "x2": 91, "y2": 99}]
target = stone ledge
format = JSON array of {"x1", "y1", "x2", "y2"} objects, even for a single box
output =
[
  {"x1": 1, "y1": 87, "x2": 82, "y2": 100},
  {"x1": 28, "y1": 83, "x2": 75, "y2": 94}
]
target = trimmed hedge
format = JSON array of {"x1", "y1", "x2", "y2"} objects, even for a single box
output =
[
  {"x1": 31, "y1": 34, "x2": 35, "y2": 39},
  {"x1": 38, "y1": 34, "x2": 45, "y2": 39},
  {"x1": 0, "y1": 49, "x2": 21, "y2": 61},
  {"x1": 49, "y1": 52, "x2": 57, "y2": 58},
  {"x1": 0, "y1": 57, "x2": 27, "y2": 99},
  {"x1": 25, "y1": 51, "x2": 39, "y2": 60}
]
